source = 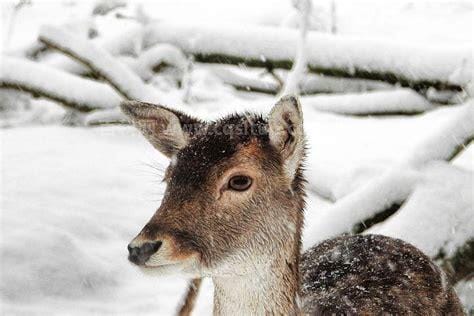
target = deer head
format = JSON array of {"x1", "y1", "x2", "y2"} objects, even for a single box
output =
[{"x1": 123, "y1": 96, "x2": 306, "y2": 278}]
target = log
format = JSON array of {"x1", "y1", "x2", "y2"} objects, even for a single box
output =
[
  {"x1": 301, "y1": 89, "x2": 434, "y2": 116},
  {"x1": 0, "y1": 57, "x2": 122, "y2": 112},
  {"x1": 305, "y1": 103, "x2": 474, "y2": 283},
  {"x1": 144, "y1": 22, "x2": 472, "y2": 92},
  {"x1": 39, "y1": 25, "x2": 161, "y2": 103}
]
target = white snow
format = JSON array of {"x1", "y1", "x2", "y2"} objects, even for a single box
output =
[
  {"x1": 279, "y1": 0, "x2": 312, "y2": 96},
  {"x1": 301, "y1": 89, "x2": 434, "y2": 115},
  {"x1": 40, "y1": 24, "x2": 144, "y2": 75},
  {"x1": 367, "y1": 161, "x2": 473, "y2": 258},
  {"x1": 39, "y1": 25, "x2": 163, "y2": 103},
  {"x1": 0, "y1": 57, "x2": 122, "y2": 110},
  {"x1": 3, "y1": 103, "x2": 473, "y2": 314},
  {"x1": 405, "y1": 101, "x2": 474, "y2": 166},
  {"x1": 0, "y1": 126, "x2": 213, "y2": 315},
  {"x1": 145, "y1": 21, "x2": 472, "y2": 87},
  {"x1": 1, "y1": 0, "x2": 473, "y2": 314},
  {"x1": 128, "y1": 44, "x2": 188, "y2": 81}
]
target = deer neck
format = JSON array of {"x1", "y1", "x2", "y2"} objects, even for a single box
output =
[{"x1": 211, "y1": 226, "x2": 301, "y2": 315}]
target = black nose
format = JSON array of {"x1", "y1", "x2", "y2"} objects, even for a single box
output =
[{"x1": 127, "y1": 241, "x2": 162, "y2": 265}]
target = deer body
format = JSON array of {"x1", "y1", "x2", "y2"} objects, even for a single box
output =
[{"x1": 121, "y1": 97, "x2": 463, "y2": 315}]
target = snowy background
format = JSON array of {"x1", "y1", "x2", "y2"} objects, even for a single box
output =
[{"x1": 1, "y1": 0, "x2": 473, "y2": 314}]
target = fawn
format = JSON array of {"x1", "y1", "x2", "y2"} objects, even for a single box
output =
[{"x1": 122, "y1": 96, "x2": 463, "y2": 315}]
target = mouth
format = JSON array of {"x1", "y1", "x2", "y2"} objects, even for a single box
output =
[{"x1": 135, "y1": 260, "x2": 200, "y2": 278}]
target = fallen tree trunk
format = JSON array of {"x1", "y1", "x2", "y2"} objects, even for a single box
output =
[
  {"x1": 39, "y1": 25, "x2": 161, "y2": 103},
  {"x1": 301, "y1": 89, "x2": 434, "y2": 116},
  {"x1": 39, "y1": 24, "x2": 144, "y2": 76},
  {"x1": 144, "y1": 22, "x2": 472, "y2": 92},
  {"x1": 0, "y1": 57, "x2": 122, "y2": 112}
]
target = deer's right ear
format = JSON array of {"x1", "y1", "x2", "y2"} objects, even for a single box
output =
[{"x1": 120, "y1": 101, "x2": 203, "y2": 158}]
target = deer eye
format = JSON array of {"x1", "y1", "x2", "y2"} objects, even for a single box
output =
[{"x1": 228, "y1": 175, "x2": 252, "y2": 191}]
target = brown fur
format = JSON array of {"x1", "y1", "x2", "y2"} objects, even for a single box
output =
[
  {"x1": 177, "y1": 278, "x2": 202, "y2": 316},
  {"x1": 301, "y1": 234, "x2": 464, "y2": 315},
  {"x1": 121, "y1": 98, "x2": 464, "y2": 315}
]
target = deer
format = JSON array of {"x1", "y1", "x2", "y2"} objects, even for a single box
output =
[{"x1": 121, "y1": 96, "x2": 463, "y2": 315}]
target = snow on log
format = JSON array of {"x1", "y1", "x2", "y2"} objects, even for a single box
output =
[
  {"x1": 303, "y1": 167, "x2": 419, "y2": 248},
  {"x1": 211, "y1": 66, "x2": 394, "y2": 96},
  {"x1": 209, "y1": 66, "x2": 280, "y2": 95},
  {"x1": 301, "y1": 89, "x2": 434, "y2": 116},
  {"x1": 405, "y1": 101, "x2": 474, "y2": 165},
  {"x1": 39, "y1": 25, "x2": 161, "y2": 103},
  {"x1": 41, "y1": 24, "x2": 144, "y2": 76},
  {"x1": 304, "y1": 102, "x2": 474, "y2": 249},
  {"x1": 367, "y1": 162, "x2": 474, "y2": 283},
  {"x1": 300, "y1": 74, "x2": 393, "y2": 95},
  {"x1": 83, "y1": 108, "x2": 128, "y2": 125},
  {"x1": 123, "y1": 44, "x2": 188, "y2": 81},
  {"x1": 0, "y1": 57, "x2": 122, "y2": 112},
  {"x1": 144, "y1": 21, "x2": 472, "y2": 91}
]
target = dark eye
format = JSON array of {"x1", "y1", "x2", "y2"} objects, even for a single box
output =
[{"x1": 228, "y1": 176, "x2": 252, "y2": 191}]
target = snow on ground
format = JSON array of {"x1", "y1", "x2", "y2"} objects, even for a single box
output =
[
  {"x1": 0, "y1": 126, "x2": 213, "y2": 315},
  {"x1": 2, "y1": 103, "x2": 473, "y2": 314},
  {"x1": 1, "y1": 0, "x2": 473, "y2": 314}
]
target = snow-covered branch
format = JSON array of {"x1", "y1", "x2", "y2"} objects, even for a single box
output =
[
  {"x1": 0, "y1": 57, "x2": 122, "y2": 112},
  {"x1": 122, "y1": 44, "x2": 188, "y2": 81},
  {"x1": 83, "y1": 108, "x2": 128, "y2": 125},
  {"x1": 145, "y1": 21, "x2": 472, "y2": 92},
  {"x1": 39, "y1": 25, "x2": 161, "y2": 103},
  {"x1": 305, "y1": 102, "x2": 474, "y2": 281},
  {"x1": 40, "y1": 24, "x2": 144, "y2": 75},
  {"x1": 280, "y1": 0, "x2": 312, "y2": 96},
  {"x1": 301, "y1": 89, "x2": 434, "y2": 116},
  {"x1": 405, "y1": 102, "x2": 474, "y2": 165}
]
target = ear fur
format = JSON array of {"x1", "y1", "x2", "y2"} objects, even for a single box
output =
[
  {"x1": 120, "y1": 101, "x2": 203, "y2": 157},
  {"x1": 268, "y1": 95, "x2": 305, "y2": 180}
]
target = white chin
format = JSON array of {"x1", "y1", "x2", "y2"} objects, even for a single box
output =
[{"x1": 138, "y1": 262, "x2": 201, "y2": 278}]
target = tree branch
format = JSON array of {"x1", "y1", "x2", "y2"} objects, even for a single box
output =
[
  {"x1": 0, "y1": 57, "x2": 122, "y2": 112},
  {"x1": 39, "y1": 25, "x2": 161, "y2": 103},
  {"x1": 144, "y1": 22, "x2": 472, "y2": 92}
]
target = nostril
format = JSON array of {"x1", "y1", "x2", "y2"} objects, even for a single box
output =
[
  {"x1": 127, "y1": 241, "x2": 162, "y2": 265},
  {"x1": 142, "y1": 241, "x2": 162, "y2": 257}
]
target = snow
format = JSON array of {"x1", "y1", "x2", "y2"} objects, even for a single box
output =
[
  {"x1": 0, "y1": 126, "x2": 213, "y2": 315},
  {"x1": 1, "y1": 0, "x2": 473, "y2": 314},
  {"x1": 2, "y1": 103, "x2": 473, "y2": 314},
  {"x1": 128, "y1": 44, "x2": 188, "y2": 81},
  {"x1": 299, "y1": 74, "x2": 393, "y2": 94},
  {"x1": 405, "y1": 101, "x2": 474, "y2": 166},
  {"x1": 279, "y1": 0, "x2": 311, "y2": 96},
  {"x1": 303, "y1": 167, "x2": 419, "y2": 247},
  {"x1": 367, "y1": 161, "x2": 473, "y2": 258},
  {"x1": 0, "y1": 57, "x2": 122, "y2": 110},
  {"x1": 145, "y1": 21, "x2": 472, "y2": 87},
  {"x1": 39, "y1": 25, "x2": 163, "y2": 103},
  {"x1": 301, "y1": 89, "x2": 433, "y2": 115},
  {"x1": 40, "y1": 24, "x2": 144, "y2": 75}
]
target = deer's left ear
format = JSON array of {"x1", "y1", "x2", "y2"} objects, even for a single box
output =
[
  {"x1": 120, "y1": 101, "x2": 204, "y2": 158},
  {"x1": 268, "y1": 95, "x2": 305, "y2": 179}
]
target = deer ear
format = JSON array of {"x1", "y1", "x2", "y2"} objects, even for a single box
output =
[
  {"x1": 268, "y1": 95, "x2": 305, "y2": 179},
  {"x1": 120, "y1": 101, "x2": 203, "y2": 158}
]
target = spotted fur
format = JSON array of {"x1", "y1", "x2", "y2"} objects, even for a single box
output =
[{"x1": 301, "y1": 234, "x2": 463, "y2": 315}]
